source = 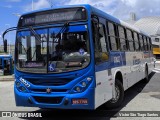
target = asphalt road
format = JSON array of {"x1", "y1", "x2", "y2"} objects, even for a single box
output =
[{"x1": 0, "y1": 65, "x2": 160, "y2": 120}]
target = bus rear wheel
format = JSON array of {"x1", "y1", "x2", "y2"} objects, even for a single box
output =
[{"x1": 105, "y1": 80, "x2": 124, "y2": 109}]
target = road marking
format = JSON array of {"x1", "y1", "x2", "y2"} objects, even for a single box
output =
[
  {"x1": 152, "y1": 69, "x2": 160, "y2": 73},
  {"x1": 154, "y1": 68, "x2": 160, "y2": 71}
]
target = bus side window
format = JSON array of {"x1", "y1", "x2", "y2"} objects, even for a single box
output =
[
  {"x1": 146, "y1": 37, "x2": 150, "y2": 51},
  {"x1": 118, "y1": 26, "x2": 127, "y2": 51},
  {"x1": 94, "y1": 23, "x2": 108, "y2": 64},
  {"x1": 107, "y1": 22, "x2": 118, "y2": 51},
  {"x1": 148, "y1": 38, "x2": 152, "y2": 51},
  {"x1": 143, "y1": 36, "x2": 147, "y2": 51},
  {"x1": 139, "y1": 35, "x2": 144, "y2": 51},
  {"x1": 126, "y1": 29, "x2": 134, "y2": 51},
  {"x1": 133, "y1": 32, "x2": 139, "y2": 51}
]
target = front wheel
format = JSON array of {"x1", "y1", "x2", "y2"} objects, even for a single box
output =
[{"x1": 105, "y1": 80, "x2": 124, "y2": 109}]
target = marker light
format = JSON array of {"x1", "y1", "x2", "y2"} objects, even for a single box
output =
[
  {"x1": 19, "y1": 86, "x2": 27, "y2": 92},
  {"x1": 81, "y1": 81, "x2": 87, "y2": 87},
  {"x1": 71, "y1": 77, "x2": 93, "y2": 93},
  {"x1": 15, "y1": 79, "x2": 29, "y2": 93},
  {"x1": 87, "y1": 77, "x2": 92, "y2": 81},
  {"x1": 16, "y1": 82, "x2": 21, "y2": 87},
  {"x1": 75, "y1": 86, "x2": 81, "y2": 92}
]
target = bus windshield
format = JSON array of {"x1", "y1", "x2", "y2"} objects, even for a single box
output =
[{"x1": 16, "y1": 25, "x2": 90, "y2": 73}]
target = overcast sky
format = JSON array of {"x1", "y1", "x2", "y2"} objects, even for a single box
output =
[{"x1": 0, "y1": 0, "x2": 160, "y2": 44}]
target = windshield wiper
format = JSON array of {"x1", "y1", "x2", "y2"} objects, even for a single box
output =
[
  {"x1": 28, "y1": 26, "x2": 42, "y2": 43},
  {"x1": 54, "y1": 22, "x2": 69, "y2": 38}
]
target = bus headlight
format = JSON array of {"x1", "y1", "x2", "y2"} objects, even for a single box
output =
[
  {"x1": 71, "y1": 77, "x2": 93, "y2": 93},
  {"x1": 15, "y1": 79, "x2": 29, "y2": 93},
  {"x1": 81, "y1": 81, "x2": 87, "y2": 87},
  {"x1": 15, "y1": 81, "x2": 21, "y2": 87},
  {"x1": 75, "y1": 86, "x2": 82, "y2": 92},
  {"x1": 19, "y1": 86, "x2": 27, "y2": 92}
]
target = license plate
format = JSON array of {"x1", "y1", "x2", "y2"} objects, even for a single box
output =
[{"x1": 72, "y1": 99, "x2": 88, "y2": 104}]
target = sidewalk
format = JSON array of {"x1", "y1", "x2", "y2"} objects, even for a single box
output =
[{"x1": 0, "y1": 75, "x2": 14, "y2": 81}]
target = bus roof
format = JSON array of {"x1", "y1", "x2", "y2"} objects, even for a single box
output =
[
  {"x1": 20, "y1": 4, "x2": 150, "y2": 37},
  {"x1": 0, "y1": 55, "x2": 12, "y2": 58}
]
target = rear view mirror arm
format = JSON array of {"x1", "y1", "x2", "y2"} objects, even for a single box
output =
[{"x1": 2, "y1": 27, "x2": 17, "y2": 53}]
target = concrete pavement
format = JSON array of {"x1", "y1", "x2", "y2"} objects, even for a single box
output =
[{"x1": 0, "y1": 71, "x2": 160, "y2": 119}]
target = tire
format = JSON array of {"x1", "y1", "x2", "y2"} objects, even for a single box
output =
[
  {"x1": 105, "y1": 79, "x2": 124, "y2": 109},
  {"x1": 143, "y1": 66, "x2": 149, "y2": 83}
]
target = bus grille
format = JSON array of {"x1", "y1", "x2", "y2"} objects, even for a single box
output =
[
  {"x1": 33, "y1": 96, "x2": 63, "y2": 104},
  {"x1": 26, "y1": 78, "x2": 73, "y2": 86},
  {"x1": 30, "y1": 89, "x2": 68, "y2": 93}
]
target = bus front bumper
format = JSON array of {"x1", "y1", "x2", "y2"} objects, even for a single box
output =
[{"x1": 14, "y1": 85, "x2": 95, "y2": 110}]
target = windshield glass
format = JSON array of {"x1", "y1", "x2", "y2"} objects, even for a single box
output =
[{"x1": 16, "y1": 25, "x2": 90, "y2": 73}]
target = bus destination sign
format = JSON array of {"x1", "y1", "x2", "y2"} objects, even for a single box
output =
[{"x1": 20, "y1": 7, "x2": 87, "y2": 26}]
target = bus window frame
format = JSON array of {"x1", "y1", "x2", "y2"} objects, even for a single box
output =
[
  {"x1": 118, "y1": 25, "x2": 128, "y2": 51},
  {"x1": 15, "y1": 24, "x2": 91, "y2": 74},
  {"x1": 139, "y1": 34, "x2": 145, "y2": 51},
  {"x1": 92, "y1": 16, "x2": 109, "y2": 65},
  {"x1": 126, "y1": 28, "x2": 135, "y2": 51},
  {"x1": 133, "y1": 31, "x2": 140, "y2": 51},
  {"x1": 106, "y1": 20, "x2": 120, "y2": 52}
]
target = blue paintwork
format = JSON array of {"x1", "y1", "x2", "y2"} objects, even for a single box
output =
[
  {"x1": 17, "y1": 25, "x2": 87, "y2": 37},
  {"x1": 49, "y1": 25, "x2": 87, "y2": 33},
  {"x1": 95, "y1": 52, "x2": 126, "y2": 72},
  {"x1": 14, "y1": 63, "x2": 95, "y2": 109},
  {"x1": 0, "y1": 55, "x2": 12, "y2": 75},
  {"x1": 14, "y1": 4, "x2": 128, "y2": 110}
]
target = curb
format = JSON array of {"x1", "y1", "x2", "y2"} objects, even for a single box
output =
[{"x1": 0, "y1": 75, "x2": 14, "y2": 82}]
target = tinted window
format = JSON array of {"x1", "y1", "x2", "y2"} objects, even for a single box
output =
[
  {"x1": 134, "y1": 32, "x2": 139, "y2": 51},
  {"x1": 107, "y1": 22, "x2": 118, "y2": 51},
  {"x1": 143, "y1": 36, "x2": 148, "y2": 51},
  {"x1": 127, "y1": 29, "x2": 134, "y2": 51},
  {"x1": 95, "y1": 24, "x2": 108, "y2": 64},
  {"x1": 148, "y1": 38, "x2": 152, "y2": 51},
  {"x1": 118, "y1": 26, "x2": 127, "y2": 51},
  {"x1": 108, "y1": 22, "x2": 115, "y2": 36},
  {"x1": 139, "y1": 35, "x2": 144, "y2": 51}
]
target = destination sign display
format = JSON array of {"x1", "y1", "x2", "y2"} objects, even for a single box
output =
[{"x1": 19, "y1": 7, "x2": 87, "y2": 26}]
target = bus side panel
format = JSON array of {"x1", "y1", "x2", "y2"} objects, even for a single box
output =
[
  {"x1": 94, "y1": 63, "x2": 112, "y2": 109},
  {"x1": 125, "y1": 52, "x2": 143, "y2": 87}
]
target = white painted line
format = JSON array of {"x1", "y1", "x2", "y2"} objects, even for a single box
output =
[
  {"x1": 152, "y1": 69, "x2": 160, "y2": 73},
  {"x1": 154, "y1": 68, "x2": 160, "y2": 71}
]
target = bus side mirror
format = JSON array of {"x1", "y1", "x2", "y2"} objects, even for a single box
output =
[
  {"x1": 4, "y1": 39, "x2": 7, "y2": 53},
  {"x1": 2, "y1": 26, "x2": 17, "y2": 53}
]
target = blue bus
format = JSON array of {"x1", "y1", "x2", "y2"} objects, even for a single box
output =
[
  {"x1": 0, "y1": 55, "x2": 12, "y2": 75},
  {"x1": 2, "y1": 4, "x2": 154, "y2": 109}
]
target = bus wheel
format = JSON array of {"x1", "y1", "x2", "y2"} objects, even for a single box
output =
[
  {"x1": 105, "y1": 80, "x2": 124, "y2": 109},
  {"x1": 143, "y1": 66, "x2": 149, "y2": 83}
]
